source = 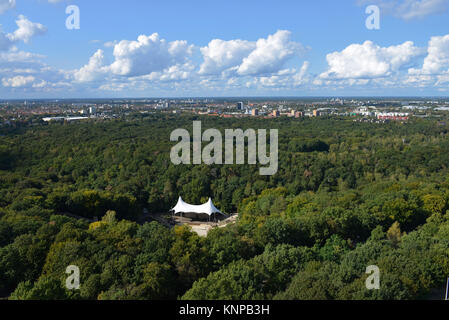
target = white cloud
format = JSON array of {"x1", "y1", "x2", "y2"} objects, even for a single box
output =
[
  {"x1": 240, "y1": 61, "x2": 311, "y2": 89},
  {"x1": 0, "y1": 47, "x2": 44, "y2": 63},
  {"x1": 74, "y1": 34, "x2": 195, "y2": 83},
  {"x1": 436, "y1": 73, "x2": 449, "y2": 84},
  {"x1": 8, "y1": 25, "x2": 449, "y2": 95},
  {"x1": 104, "y1": 40, "x2": 118, "y2": 48},
  {"x1": 0, "y1": 16, "x2": 47, "y2": 52},
  {"x1": 409, "y1": 34, "x2": 449, "y2": 75},
  {"x1": 199, "y1": 30, "x2": 305, "y2": 77},
  {"x1": 7, "y1": 15, "x2": 47, "y2": 43},
  {"x1": 357, "y1": 0, "x2": 449, "y2": 20},
  {"x1": 199, "y1": 39, "x2": 256, "y2": 75},
  {"x1": 71, "y1": 31, "x2": 310, "y2": 93},
  {"x1": 151, "y1": 62, "x2": 194, "y2": 82},
  {"x1": 399, "y1": 0, "x2": 449, "y2": 19},
  {"x1": 109, "y1": 33, "x2": 193, "y2": 77},
  {"x1": 293, "y1": 61, "x2": 310, "y2": 86},
  {"x1": 73, "y1": 49, "x2": 108, "y2": 82},
  {"x1": 98, "y1": 82, "x2": 128, "y2": 92},
  {"x1": 0, "y1": 47, "x2": 71, "y2": 94},
  {"x1": 237, "y1": 30, "x2": 305, "y2": 76},
  {"x1": 2, "y1": 75, "x2": 35, "y2": 87},
  {"x1": 31, "y1": 79, "x2": 47, "y2": 88},
  {"x1": 0, "y1": 0, "x2": 15, "y2": 14},
  {"x1": 320, "y1": 40, "x2": 423, "y2": 79}
]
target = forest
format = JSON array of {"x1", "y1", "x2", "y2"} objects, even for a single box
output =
[{"x1": 0, "y1": 113, "x2": 448, "y2": 300}]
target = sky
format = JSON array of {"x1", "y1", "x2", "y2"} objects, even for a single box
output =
[{"x1": 0, "y1": 0, "x2": 449, "y2": 98}]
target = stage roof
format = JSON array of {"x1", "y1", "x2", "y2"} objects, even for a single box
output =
[{"x1": 171, "y1": 197, "x2": 224, "y2": 216}]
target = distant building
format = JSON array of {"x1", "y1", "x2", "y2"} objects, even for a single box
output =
[
  {"x1": 290, "y1": 110, "x2": 304, "y2": 118},
  {"x1": 376, "y1": 112, "x2": 409, "y2": 121},
  {"x1": 43, "y1": 117, "x2": 89, "y2": 122},
  {"x1": 236, "y1": 102, "x2": 244, "y2": 110},
  {"x1": 42, "y1": 117, "x2": 65, "y2": 122},
  {"x1": 272, "y1": 110, "x2": 280, "y2": 117},
  {"x1": 313, "y1": 110, "x2": 321, "y2": 117},
  {"x1": 354, "y1": 108, "x2": 375, "y2": 117},
  {"x1": 89, "y1": 107, "x2": 96, "y2": 115},
  {"x1": 251, "y1": 109, "x2": 259, "y2": 116}
]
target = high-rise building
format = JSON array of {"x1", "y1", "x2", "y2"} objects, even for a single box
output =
[
  {"x1": 272, "y1": 110, "x2": 280, "y2": 117},
  {"x1": 251, "y1": 109, "x2": 259, "y2": 116},
  {"x1": 236, "y1": 102, "x2": 244, "y2": 110}
]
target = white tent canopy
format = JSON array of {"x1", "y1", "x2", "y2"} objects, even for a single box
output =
[{"x1": 171, "y1": 197, "x2": 224, "y2": 216}]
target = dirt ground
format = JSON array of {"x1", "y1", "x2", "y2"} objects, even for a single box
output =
[
  {"x1": 140, "y1": 211, "x2": 238, "y2": 237},
  {"x1": 174, "y1": 214, "x2": 238, "y2": 236}
]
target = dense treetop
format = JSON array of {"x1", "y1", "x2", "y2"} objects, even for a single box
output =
[{"x1": 0, "y1": 114, "x2": 448, "y2": 299}]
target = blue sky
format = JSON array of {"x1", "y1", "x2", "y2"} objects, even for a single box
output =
[{"x1": 1, "y1": 0, "x2": 449, "y2": 98}]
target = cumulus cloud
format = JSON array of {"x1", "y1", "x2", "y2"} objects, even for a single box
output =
[
  {"x1": 142, "y1": 62, "x2": 195, "y2": 82},
  {"x1": 7, "y1": 15, "x2": 47, "y2": 43},
  {"x1": 320, "y1": 40, "x2": 423, "y2": 79},
  {"x1": 70, "y1": 30, "x2": 312, "y2": 93},
  {"x1": 2, "y1": 75, "x2": 35, "y2": 87},
  {"x1": 199, "y1": 30, "x2": 305, "y2": 77},
  {"x1": 0, "y1": 15, "x2": 47, "y2": 52},
  {"x1": 11, "y1": 25, "x2": 449, "y2": 95},
  {"x1": 73, "y1": 49, "x2": 108, "y2": 82},
  {"x1": 357, "y1": 0, "x2": 449, "y2": 20},
  {"x1": 238, "y1": 61, "x2": 311, "y2": 90},
  {"x1": 0, "y1": 0, "x2": 15, "y2": 14},
  {"x1": 109, "y1": 33, "x2": 193, "y2": 77},
  {"x1": 237, "y1": 30, "x2": 305, "y2": 76},
  {"x1": 199, "y1": 39, "x2": 256, "y2": 75},
  {"x1": 74, "y1": 33, "x2": 194, "y2": 83},
  {"x1": 409, "y1": 34, "x2": 449, "y2": 74}
]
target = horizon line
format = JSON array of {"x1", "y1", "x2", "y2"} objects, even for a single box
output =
[{"x1": 2, "y1": 96, "x2": 449, "y2": 101}]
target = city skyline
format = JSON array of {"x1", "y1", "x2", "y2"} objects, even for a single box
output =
[{"x1": 1, "y1": 0, "x2": 449, "y2": 98}]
